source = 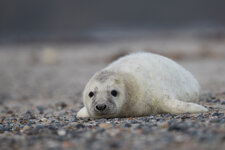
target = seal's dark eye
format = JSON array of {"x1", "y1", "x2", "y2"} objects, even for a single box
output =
[
  {"x1": 111, "y1": 90, "x2": 117, "y2": 97},
  {"x1": 89, "y1": 91, "x2": 94, "y2": 98}
]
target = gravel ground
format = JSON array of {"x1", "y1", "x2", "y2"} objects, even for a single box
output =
[
  {"x1": 0, "y1": 34, "x2": 225, "y2": 150},
  {"x1": 0, "y1": 93, "x2": 224, "y2": 150}
]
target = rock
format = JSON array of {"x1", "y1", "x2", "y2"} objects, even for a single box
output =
[
  {"x1": 109, "y1": 141, "x2": 121, "y2": 148},
  {"x1": 212, "y1": 112, "x2": 224, "y2": 117},
  {"x1": 135, "y1": 124, "x2": 144, "y2": 130},
  {"x1": 25, "y1": 110, "x2": 36, "y2": 119},
  {"x1": 142, "y1": 126, "x2": 153, "y2": 134},
  {"x1": 40, "y1": 118, "x2": 48, "y2": 122},
  {"x1": 0, "y1": 125, "x2": 5, "y2": 133},
  {"x1": 72, "y1": 117, "x2": 78, "y2": 122},
  {"x1": 168, "y1": 123, "x2": 188, "y2": 132},
  {"x1": 97, "y1": 119, "x2": 106, "y2": 124},
  {"x1": 22, "y1": 125, "x2": 30, "y2": 132},
  {"x1": 121, "y1": 122, "x2": 132, "y2": 128},
  {"x1": 159, "y1": 122, "x2": 169, "y2": 128},
  {"x1": 142, "y1": 118, "x2": 150, "y2": 122},
  {"x1": 49, "y1": 124, "x2": 60, "y2": 130},
  {"x1": 57, "y1": 129, "x2": 66, "y2": 136},
  {"x1": 56, "y1": 102, "x2": 67, "y2": 109},
  {"x1": 14, "y1": 126, "x2": 20, "y2": 131},
  {"x1": 26, "y1": 110, "x2": 34, "y2": 115},
  {"x1": 130, "y1": 120, "x2": 138, "y2": 124},
  {"x1": 99, "y1": 123, "x2": 113, "y2": 129},
  {"x1": 36, "y1": 106, "x2": 45, "y2": 114},
  {"x1": 209, "y1": 117, "x2": 220, "y2": 123},
  {"x1": 149, "y1": 115, "x2": 155, "y2": 119},
  {"x1": 221, "y1": 101, "x2": 225, "y2": 105},
  {"x1": 212, "y1": 99, "x2": 220, "y2": 103},
  {"x1": 62, "y1": 141, "x2": 73, "y2": 148},
  {"x1": 76, "y1": 124, "x2": 85, "y2": 129},
  {"x1": 95, "y1": 127, "x2": 105, "y2": 133}
]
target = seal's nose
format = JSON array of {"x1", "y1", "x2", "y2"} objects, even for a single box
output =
[{"x1": 95, "y1": 104, "x2": 107, "y2": 111}]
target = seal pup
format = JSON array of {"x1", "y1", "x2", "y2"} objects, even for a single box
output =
[{"x1": 77, "y1": 52, "x2": 208, "y2": 118}]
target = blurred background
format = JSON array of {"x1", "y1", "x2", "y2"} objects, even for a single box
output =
[
  {"x1": 1, "y1": 0, "x2": 225, "y2": 43},
  {"x1": 0, "y1": 0, "x2": 225, "y2": 104}
]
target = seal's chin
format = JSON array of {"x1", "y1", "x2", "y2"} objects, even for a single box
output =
[
  {"x1": 91, "y1": 110, "x2": 118, "y2": 119},
  {"x1": 92, "y1": 114, "x2": 116, "y2": 119}
]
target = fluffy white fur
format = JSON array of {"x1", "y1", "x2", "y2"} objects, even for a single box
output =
[{"x1": 77, "y1": 52, "x2": 208, "y2": 118}]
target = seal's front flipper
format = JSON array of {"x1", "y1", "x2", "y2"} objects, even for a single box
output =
[
  {"x1": 77, "y1": 107, "x2": 90, "y2": 118},
  {"x1": 160, "y1": 99, "x2": 208, "y2": 114}
]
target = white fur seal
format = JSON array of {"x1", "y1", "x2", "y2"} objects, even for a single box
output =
[{"x1": 77, "y1": 52, "x2": 208, "y2": 118}]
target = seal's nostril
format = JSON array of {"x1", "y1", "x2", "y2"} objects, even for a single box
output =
[{"x1": 96, "y1": 104, "x2": 107, "y2": 111}]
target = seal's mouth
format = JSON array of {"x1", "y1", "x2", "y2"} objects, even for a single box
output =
[
  {"x1": 91, "y1": 108, "x2": 117, "y2": 118},
  {"x1": 94, "y1": 110, "x2": 111, "y2": 116}
]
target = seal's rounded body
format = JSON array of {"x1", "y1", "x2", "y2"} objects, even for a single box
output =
[{"x1": 77, "y1": 52, "x2": 207, "y2": 118}]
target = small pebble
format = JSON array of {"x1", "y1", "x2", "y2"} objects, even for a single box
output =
[
  {"x1": 95, "y1": 127, "x2": 105, "y2": 133},
  {"x1": 62, "y1": 141, "x2": 73, "y2": 148},
  {"x1": 57, "y1": 129, "x2": 66, "y2": 136},
  {"x1": 36, "y1": 106, "x2": 45, "y2": 114},
  {"x1": 22, "y1": 125, "x2": 30, "y2": 132},
  {"x1": 0, "y1": 125, "x2": 5, "y2": 133},
  {"x1": 40, "y1": 118, "x2": 48, "y2": 122},
  {"x1": 212, "y1": 99, "x2": 220, "y2": 103},
  {"x1": 121, "y1": 122, "x2": 132, "y2": 128},
  {"x1": 159, "y1": 122, "x2": 169, "y2": 128},
  {"x1": 76, "y1": 124, "x2": 85, "y2": 129},
  {"x1": 99, "y1": 123, "x2": 113, "y2": 129},
  {"x1": 212, "y1": 112, "x2": 224, "y2": 117},
  {"x1": 221, "y1": 101, "x2": 225, "y2": 105},
  {"x1": 130, "y1": 120, "x2": 138, "y2": 124},
  {"x1": 168, "y1": 123, "x2": 187, "y2": 132},
  {"x1": 25, "y1": 110, "x2": 36, "y2": 119},
  {"x1": 72, "y1": 117, "x2": 78, "y2": 122},
  {"x1": 109, "y1": 141, "x2": 121, "y2": 148},
  {"x1": 149, "y1": 115, "x2": 155, "y2": 119},
  {"x1": 209, "y1": 117, "x2": 220, "y2": 123},
  {"x1": 26, "y1": 110, "x2": 34, "y2": 115},
  {"x1": 56, "y1": 102, "x2": 67, "y2": 109},
  {"x1": 97, "y1": 119, "x2": 106, "y2": 124}
]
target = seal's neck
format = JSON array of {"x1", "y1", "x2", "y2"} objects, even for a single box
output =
[{"x1": 119, "y1": 73, "x2": 142, "y2": 117}]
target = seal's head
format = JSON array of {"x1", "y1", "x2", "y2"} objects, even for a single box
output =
[{"x1": 83, "y1": 70, "x2": 126, "y2": 118}]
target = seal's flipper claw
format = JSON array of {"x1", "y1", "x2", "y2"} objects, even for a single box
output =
[
  {"x1": 161, "y1": 99, "x2": 208, "y2": 114},
  {"x1": 77, "y1": 107, "x2": 90, "y2": 118}
]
